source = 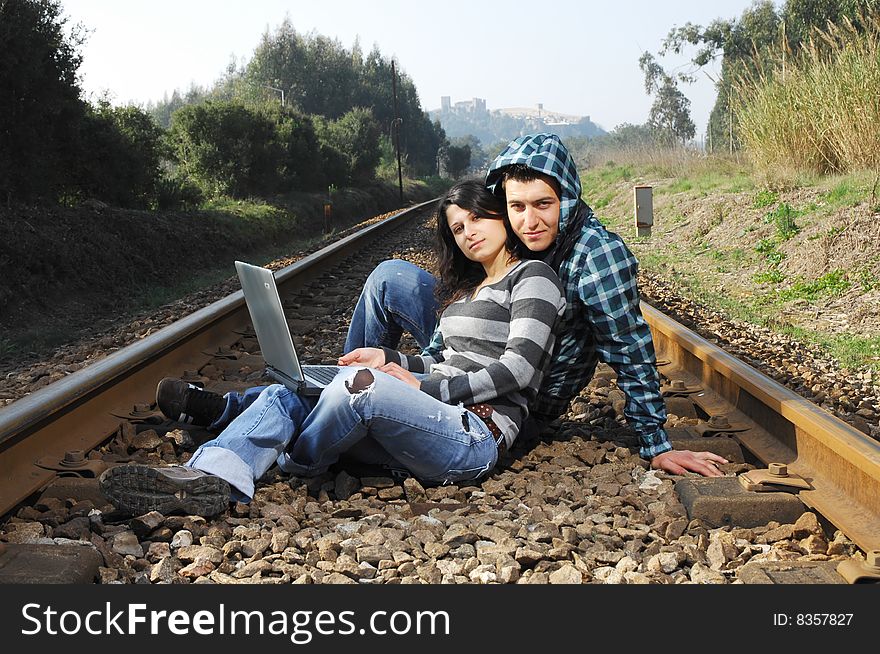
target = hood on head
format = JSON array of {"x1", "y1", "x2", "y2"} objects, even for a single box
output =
[{"x1": 485, "y1": 133, "x2": 582, "y2": 234}]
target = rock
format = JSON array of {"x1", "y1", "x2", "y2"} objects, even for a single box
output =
[
  {"x1": 130, "y1": 430, "x2": 163, "y2": 450},
  {"x1": 150, "y1": 557, "x2": 183, "y2": 583},
  {"x1": 171, "y1": 529, "x2": 193, "y2": 549},
  {"x1": 334, "y1": 471, "x2": 360, "y2": 500},
  {"x1": 403, "y1": 477, "x2": 428, "y2": 503},
  {"x1": 146, "y1": 542, "x2": 171, "y2": 562},
  {"x1": 548, "y1": 564, "x2": 582, "y2": 584},
  {"x1": 647, "y1": 551, "x2": 682, "y2": 573},
  {"x1": 129, "y1": 512, "x2": 164, "y2": 539},
  {"x1": 4, "y1": 522, "x2": 45, "y2": 543},
  {"x1": 53, "y1": 517, "x2": 91, "y2": 540},
  {"x1": 707, "y1": 531, "x2": 737, "y2": 570},
  {"x1": 111, "y1": 531, "x2": 144, "y2": 558},
  {"x1": 176, "y1": 545, "x2": 223, "y2": 565},
  {"x1": 356, "y1": 545, "x2": 392, "y2": 566},
  {"x1": 689, "y1": 562, "x2": 727, "y2": 584},
  {"x1": 443, "y1": 523, "x2": 478, "y2": 546},
  {"x1": 792, "y1": 512, "x2": 822, "y2": 539},
  {"x1": 469, "y1": 564, "x2": 497, "y2": 584}
]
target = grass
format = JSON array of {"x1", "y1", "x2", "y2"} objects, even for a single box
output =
[
  {"x1": 0, "y1": 338, "x2": 17, "y2": 359},
  {"x1": 651, "y1": 264, "x2": 880, "y2": 371},
  {"x1": 777, "y1": 270, "x2": 852, "y2": 302},
  {"x1": 779, "y1": 327, "x2": 880, "y2": 371},
  {"x1": 752, "y1": 189, "x2": 779, "y2": 208},
  {"x1": 762, "y1": 202, "x2": 801, "y2": 240},
  {"x1": 857, "y1": 265, "x2": 880, "y2": 291},
  {"x1": 579, "y1": 146, "x2": 880, "y2": 373},
  {"x1": 734, "y1": 14, "x2": 880, "y2": 177}
]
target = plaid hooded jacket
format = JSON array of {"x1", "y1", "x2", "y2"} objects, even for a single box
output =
[{"x1": 482, "y1": 133, "x2": 672, "y2": 458}]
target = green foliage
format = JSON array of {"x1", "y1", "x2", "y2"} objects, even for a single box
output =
[
  {"x1": 661, "y1": 0, "x2": 880, "y2": 153},
  {"x1": 822, "y1": 180, "x2": 865, "y2": 207},
  {"x1": 314, "y1": 108, "x2": 382, "y2": 184},
  {"x1": 155, "y1": 175, "x2": 204, "y2": 211},
  {"x1": 856, "y1": 265, "x2": 880, "y2": 290},
  {"x1": 755, "y1": 237, "x2": 786, "y2": 263},
  {"x1": 375, "y1": 135, "x2": 402, "y2": 181},
  {"x1": 638, "y1": 52, "x2": 696, "y2": 145},
  {"x1": 204, "y1": 19, "x2": 446, "y2": 177},
  {"x1": 778, "y1": 269, "x2": 852, "y2": 300},
  {"x1": 762, "y1": 202, "x2": 801, "y2": 239},
  {"x1": 450, "y1": 135, "x2": 489, "y2": 173},
  {"x1": 0, "y1": 0, "x2": 86, "y2": 202},
  {"x1": 598, "y1": 124, "x2": 657, "y2": 149},
  {"x1": 753, "y1": 189, "x2": 779, "y2": 207},
  {"x1": 168, "y1": 101, "x2": 283, "y2": 198},
  {"x1": 443, "y1": 144, "x2": 472, "y2": 179},
  {"x1": 754, "y1": 269, "x2": 786, "y2": 283},
  {"x1": 74, "y1": 102, "x2": 167, "y2": 208}
]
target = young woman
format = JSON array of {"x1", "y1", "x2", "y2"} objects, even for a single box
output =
[{"x1": 100, "y1": 181, "x2": 565, "y2": 516}]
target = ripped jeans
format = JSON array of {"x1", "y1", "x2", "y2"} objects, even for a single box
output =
[{"x1": 185, "y1": 368, "x2": 498, "y2": 502}]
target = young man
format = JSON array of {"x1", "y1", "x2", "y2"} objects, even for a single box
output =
[{"x1": 345, "y1": 133, "x2": 726, "y2": 477}]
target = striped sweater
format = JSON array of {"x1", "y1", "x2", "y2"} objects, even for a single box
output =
[{"x1": 382, "y1": 259, "x2": 565, "y2": 448}]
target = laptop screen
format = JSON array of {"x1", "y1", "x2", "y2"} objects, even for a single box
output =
[{"x1": 234, "y1": 261, "x2": 304, "y2": 384}]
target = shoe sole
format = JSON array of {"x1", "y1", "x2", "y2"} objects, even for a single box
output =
[{"x1": 99, "y1": 465, "x2": 230, "y2": 517}]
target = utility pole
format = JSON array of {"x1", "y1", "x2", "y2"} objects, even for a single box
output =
[{"x1": 391, "y1": 60, "x2": 403, "y2": 203}]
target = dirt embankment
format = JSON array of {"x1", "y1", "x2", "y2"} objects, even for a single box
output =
[
  {"x1": 598, "y1": 181, "x2": 880, "y2": 343},
  {"x1": 0, "y1": 183, "x2": 437, "y2": 365}
]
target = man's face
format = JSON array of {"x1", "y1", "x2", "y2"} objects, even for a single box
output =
[{"x1": 504, "y1": 178, "x2": 561, "y2": 252}]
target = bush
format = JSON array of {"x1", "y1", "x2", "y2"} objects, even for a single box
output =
[
  {"x1": 315, "y1": 108, "x2": 382, "y2": 184},
  {"x1": 167, "y1": 101, "x2": 283, "y2": 198},
  {"x1": 156, "y1": 175, "x2": 204, "y2": 211}
]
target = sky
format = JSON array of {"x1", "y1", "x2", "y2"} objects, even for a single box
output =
[{"x1": 60, "y1": 0, "x2": 776, "y2": 138}]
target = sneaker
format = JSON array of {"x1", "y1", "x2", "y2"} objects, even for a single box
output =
[
  {"x1": 99, "y1": 464, "x2": 231, "y2": 516},
  {"x1": 156, "y1": 377, "x2": 225, "y2": 427}
]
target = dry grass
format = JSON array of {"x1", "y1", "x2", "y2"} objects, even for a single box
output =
[{"x1": 734, "y1": 13, "x2": 880, "y2": 178}]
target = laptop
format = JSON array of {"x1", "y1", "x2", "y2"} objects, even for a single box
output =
[{"x1": 235, "y1": 260, "x2": 343, "y2": 396}]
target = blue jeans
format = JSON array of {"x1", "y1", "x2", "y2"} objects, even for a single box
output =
[
  {"x1": 186, "y1": 370, "x2": 498, "y2": 502},
  {"x1": 344, "y1": 259, "x2": 439, "y2": 352}
]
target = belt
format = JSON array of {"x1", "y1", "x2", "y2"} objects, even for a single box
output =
[{"x1": 465, "y1": 403, "x2": 507, "y2": 455}]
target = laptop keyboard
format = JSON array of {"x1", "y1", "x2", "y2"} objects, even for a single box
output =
[{"x1": 304, "y1": 365, "x2": 342, "y2": 385}]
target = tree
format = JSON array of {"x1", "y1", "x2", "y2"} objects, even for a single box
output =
[
  {"x1": 74, "y1": 101, "x2": 166, "y2": 207},
  {"x1": 315, "y1": 107, "x2": 382, "y2": 183},
  {"x1": 638, "y1": 52, "x2": 696, "y2": 145},
  {"x1": 167, "y1": 101, "x2": 283, "y2": 198},
  {"x1": 236, "y1": 24, "x2": 444, "y2": 178},
  {"x1": 450, "y1": 135, "x2": 488, "y2": 172},
  {"x1": 0, "y1": 0, "x2": 87, "y2": 202},
  {"x1": 659, "y1": 0, "x2": 880, "y2": 151},
  {"x1": 443, "y1": 144, "x2": 472, "y2": 179}
]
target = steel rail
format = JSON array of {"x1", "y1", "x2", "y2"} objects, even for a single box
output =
[
  {"x1": 643, "y1": 302, "x2": 880, "y2": 553},
  {"x1": 0, "y1": 200, "x2": 436, "y2": 517}
]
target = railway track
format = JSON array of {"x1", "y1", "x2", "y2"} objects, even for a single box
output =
[{"x1": 0, "y1": 200, "x2": 878, "y2": 585}]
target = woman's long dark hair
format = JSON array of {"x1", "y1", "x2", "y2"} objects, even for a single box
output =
[{"x1": 434, "y1": 180, "x2": 524, "y2": 310}]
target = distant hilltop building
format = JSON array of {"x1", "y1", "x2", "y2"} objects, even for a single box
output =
[
  {"x1": 494, "y1": 105, "x2": 587, "y2": 127},
  {"x1": 433, "y1": 96, "x2": 604, "y2": 144},
  {"x1": 441, "y1": 96, "x2": 487, "y2": 114},
  {"x1": 439, "y1": 97, "x2": 585, "y2": 125}
]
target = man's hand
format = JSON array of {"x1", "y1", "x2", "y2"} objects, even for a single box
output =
[
  {"x1": 377, "y1": 362, "x2": 420, "y2": 389},
  {"x1": 651, "y1": 450, "x2": 728, "y2": 478},
  {"x1": 338, "y1": 347, "x2": 385, "y2": 368}
]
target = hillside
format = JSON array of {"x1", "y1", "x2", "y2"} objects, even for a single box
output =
[
  {"x1": 0, "y1": 180, "x2": 442, "y2": 370},
  {"x1": 580, "y1": 157, "x2": 880, "y2": 374},
  {"x1": 430, "y1": 102, "x2": 605, "y2": 146}
]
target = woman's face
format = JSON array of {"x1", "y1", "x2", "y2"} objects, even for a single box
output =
[{"x1": 445, "y1": 204, "x2": 508, "y2": 265}]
